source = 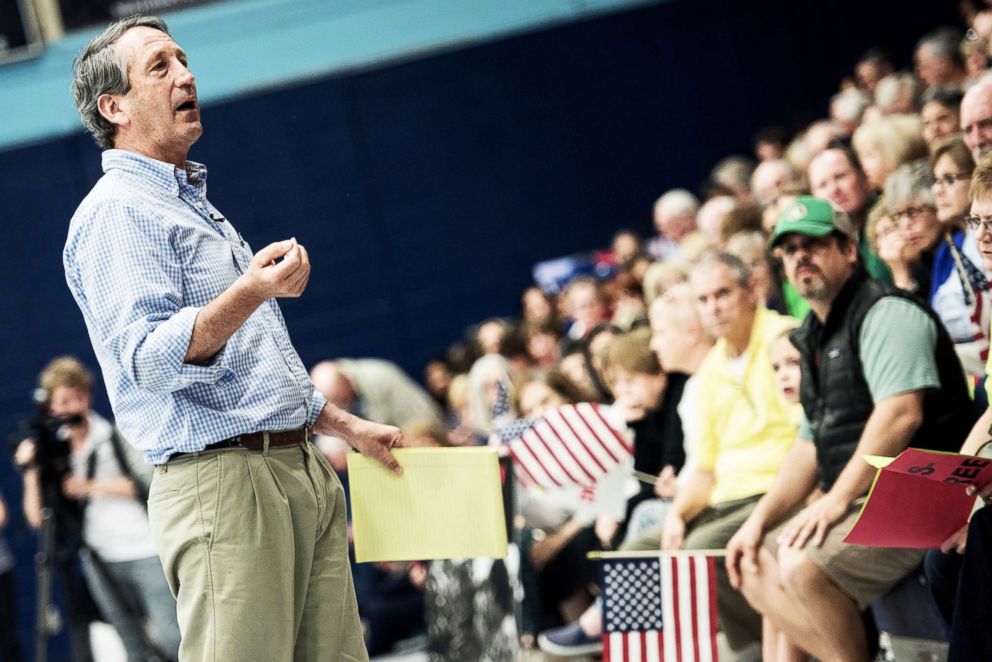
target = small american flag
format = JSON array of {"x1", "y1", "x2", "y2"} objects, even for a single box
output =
[
  {"x1": 493, "y1": 403, "x2": 631, "y2": 489},
  {"x1": 601, "y1": 554, "x2": 719, "y2": 662}
]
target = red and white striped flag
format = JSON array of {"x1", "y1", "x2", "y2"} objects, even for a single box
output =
[
  {"x1": 495, "y1": 402, "x2": 632, "y2": 489},
  {"x1": 600, "y1": 553, "x2": 719, "y2": 662}
]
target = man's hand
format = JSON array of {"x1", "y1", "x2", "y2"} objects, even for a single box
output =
[
  {"x1": 726, "y1": 516, "x2": 765, "y2": 589},
  {"x1": 940, "y1": 523, "x2": 968, "y2": 555},
  {"x1": 334, "y1": 415, "x2": 404, "y2": 475},
  {"x1": 661, "y1": 510, "x2": 686, "y2": 550},
  {"x1": 654, "y1": 465, "x2": 678, "y2": 499},
  {"x1": 776, "y1": 492, "x2": 848, "y2": 549},
  {"x1": 244, "y1": 238, "x2": 311, "y2": 299},
  {"x1": 314, "y1": 403, "x2": 405, "y2": 473}
]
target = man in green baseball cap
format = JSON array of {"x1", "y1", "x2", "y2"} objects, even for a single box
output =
[
  {"x1": 769, "y1": 195, "x2": 859, "y2": 249},
  {"x1": 726, "y1": 196, "x2": 975, "y2": 661}
]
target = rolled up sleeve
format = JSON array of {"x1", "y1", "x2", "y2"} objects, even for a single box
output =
[{"x1": 66, "y1": 199, "x2": 233, "y2": 393}]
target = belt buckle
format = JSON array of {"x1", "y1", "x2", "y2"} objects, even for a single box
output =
[{"x1": 228, "y1": 436, "x2": 245, "y2": 449}]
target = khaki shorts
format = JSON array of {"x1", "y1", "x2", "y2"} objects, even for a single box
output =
[{"x1": 763, "y1": 500, "x2": 924, "y2": 610}]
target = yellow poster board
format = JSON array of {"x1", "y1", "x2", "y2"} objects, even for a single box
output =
[{"x1": 347, "y1": 447, "x2": 508, "y2": 562}]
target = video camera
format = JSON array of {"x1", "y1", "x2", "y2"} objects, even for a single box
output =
[{"x1": 9, "y1": 388, "x2": 83, "y2": 487}]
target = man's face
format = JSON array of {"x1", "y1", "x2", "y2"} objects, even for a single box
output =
[
  {"x1": 808, "y1": 150, "x2": 868, "y2": 217},
  {"x1": 915, "y1": 45, "x2": 951, "y2": 88},
  {"x1": 690, "y1": 264, "x2": 755, "y2": 342},
  {"x1": 961, "y1": 84, "x2": 992, "y2": 161},
  {"x1": 778, "y1": 233, "x2": 858, "y2": 304},
  {"x1": 48, "y1": 386, "x2": 91, "y2": 419},
  {"x1": 110, "y1": 27, "x2": 202, "y2": 162},
  {"x1": 655, "y1": 209, "x2": 696, "y2": 243}
]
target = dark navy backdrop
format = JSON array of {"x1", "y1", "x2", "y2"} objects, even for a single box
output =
[{"x1": 0, "y1": 0, "x2": 960, "y2": 657}]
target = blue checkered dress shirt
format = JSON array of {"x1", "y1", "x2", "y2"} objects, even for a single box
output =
[{"x1": 64, "y1": 150, "x2": 326, "y2": 464}]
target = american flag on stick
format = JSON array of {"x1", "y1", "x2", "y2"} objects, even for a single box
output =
[
  {"x1": 599, "y1": 553, "x2": 719, "y2": 662},
  {"x1": 492, "y1": 402, "x2": 632, "y2": 489}
]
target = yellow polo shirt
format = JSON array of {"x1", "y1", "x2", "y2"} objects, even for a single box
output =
[{"x1": 694, "y1": 306, "x2": 801, "y2": 505}]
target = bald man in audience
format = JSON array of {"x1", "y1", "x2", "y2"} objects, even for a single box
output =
[
  {"x1": 751, "y1": 159, "x2": 800, "y2": 207},
  {"x1": 311, "y1": 359, "x2": 444, "y2": 429},
  {"x1": 962, "y1": 77, "x2": 992, "y2": 162}
]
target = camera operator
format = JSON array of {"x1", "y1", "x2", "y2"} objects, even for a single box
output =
[{"x1": 16, "y1": 357, "x2": 180, "y2": 661}]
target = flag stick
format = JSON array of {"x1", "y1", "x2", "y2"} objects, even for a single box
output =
[{"x1": 588, "y1": 549, "x2": 728, "y2": 559}]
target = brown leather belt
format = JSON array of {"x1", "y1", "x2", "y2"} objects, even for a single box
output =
[{"x1": 170, "y1": 426, "x2": 312, "y2": 461}]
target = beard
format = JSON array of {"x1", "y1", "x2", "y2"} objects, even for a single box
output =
[{"x1": 794, "y1": 265, "x2": 831, "y2": 301}]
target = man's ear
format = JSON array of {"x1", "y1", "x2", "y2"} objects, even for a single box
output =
[
  {"x1": 845, "y1": 236, "x2": 859, "y2": 263},
  {"x1": 97, "y1": 93, "x2": 128, "y2": 129}
]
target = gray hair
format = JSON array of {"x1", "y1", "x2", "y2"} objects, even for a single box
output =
[
  {"x1": 874, "y1": 73, "x2": 920, "y2": 114},
  {"x1": 917, "y1": 27, "x2": 965, "y2": 67},
  {"x1": 884, "y1": 159, "x2": 937, "y2": 209},
  {"x1": 71, "y1": 15, "x2": 170, "y2": 149},
  {"x1": 691, "y1": 250, "x2": 752, "y2": 290}
]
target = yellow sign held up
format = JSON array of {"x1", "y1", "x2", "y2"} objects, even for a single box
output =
[{"x1": 347, "y1": 447, "x2": 508, "y2": 563}]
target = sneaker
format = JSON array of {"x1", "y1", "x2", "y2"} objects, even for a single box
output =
[{"x1": 537, "y1": 622, "x2": 602, "y2": 656}]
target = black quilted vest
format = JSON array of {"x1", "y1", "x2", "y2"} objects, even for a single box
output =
[{"x1": 790, "y1": 269, "x2": 976, "y2": 491}]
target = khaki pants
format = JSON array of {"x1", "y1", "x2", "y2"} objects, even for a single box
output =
[
  {"x1": 147, "y1": 442, "x2": 367, "y2": 661},
  {"x1": 623, "y1": 495, "x2": 763, "y2": 653}
]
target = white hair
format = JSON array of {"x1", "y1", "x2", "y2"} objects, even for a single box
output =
[
  {"x1": 654, "y1": 188, "x2": 700, "y2": 217},
  {"x1": 831, "y1": 88, "x2": 872, "y2": 126}
]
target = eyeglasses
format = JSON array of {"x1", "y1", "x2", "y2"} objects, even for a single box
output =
[
  {"x1": 965, "y1": 215, "x2": 992, "y2": 234},
  {"x1": 890, "y1": 206, "x2": 934, "y2": 225},
  {"x1": 775, "y1": 235, "x2": 834, "y2": 258},
  {"x1": 932, "y1": 172, "x2": 972, "y2": 189}
]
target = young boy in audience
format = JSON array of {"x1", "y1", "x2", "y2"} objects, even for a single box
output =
[{"x1": 599, "y1": 328, "x2": 687, "y2": 542}]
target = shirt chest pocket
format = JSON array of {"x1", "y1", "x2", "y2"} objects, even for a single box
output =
[{"x1": 179, "y1": 236, "x2": 246, "y2": 306}]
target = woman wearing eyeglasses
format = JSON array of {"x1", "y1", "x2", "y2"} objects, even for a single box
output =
[{"x1": 877, "y1": 139, "x2": 991, "y2": 378}]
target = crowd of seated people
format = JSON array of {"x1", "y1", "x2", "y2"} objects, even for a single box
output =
[{"x1": 381, "y1": 11, "x2": 992, "y2": 661}]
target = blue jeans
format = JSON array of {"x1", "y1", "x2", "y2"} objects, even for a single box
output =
[{"x1": 80, "y1": 552, "x2": 180, "y2": 661}]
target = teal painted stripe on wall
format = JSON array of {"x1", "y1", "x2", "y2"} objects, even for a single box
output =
[{"x1": 0, "y1": 0, "x2": 659, "y2": 151}]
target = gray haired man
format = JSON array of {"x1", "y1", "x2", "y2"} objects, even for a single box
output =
[{"x1": 65, "y1": 16, "x2": 403, "y2": 660}]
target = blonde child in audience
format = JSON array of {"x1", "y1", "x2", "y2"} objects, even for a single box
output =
[{"x1": 763, "y1": 325, "x2": 812, "y2": 662}]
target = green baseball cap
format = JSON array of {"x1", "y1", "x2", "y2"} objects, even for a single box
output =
[{"x1": 769, "y1": 196, "x2": 857, "y2": 248}]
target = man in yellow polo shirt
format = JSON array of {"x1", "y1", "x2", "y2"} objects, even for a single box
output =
[{"x1": 653, "y1": 251, "x2": 799, "y2": 654}]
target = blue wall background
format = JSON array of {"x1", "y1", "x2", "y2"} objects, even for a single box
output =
[{"x1": 0, "y1": 0, "x2": 960, "y2": 658}]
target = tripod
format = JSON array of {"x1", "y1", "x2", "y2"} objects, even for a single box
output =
[{"x1": 33, "y1": 486, "x2": 168, "y2": 662}]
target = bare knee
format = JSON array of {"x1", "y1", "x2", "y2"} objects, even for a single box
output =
[
  {"x1": 777, "y1": 546, "x2": 826, "y2": 598},
  {"x1": 739, "y1": 548, "x2": 777, "y2": 613}
]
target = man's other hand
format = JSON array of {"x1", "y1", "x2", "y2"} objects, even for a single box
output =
[
  {"x1": 346, "y1": 418, "x2": 405, "y2": 475},
  {"x1": 245, "y1": 238, "x2": 311, "y2": 299},
  {"x1": 726, "y1": 516, "x2": 764, "y2": 589}
]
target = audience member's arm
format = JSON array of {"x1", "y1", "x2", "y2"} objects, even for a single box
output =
[
  {"x1": 726, "y1": 436, "x2": 818, "y2": 588},
  {"x1": 780, "y1": 390, "x2": 923, "y2": 550},
  {"x1": 961, "y1": 405, "x2": 992, "y2": 457},
  {"x1": 661, "y1": 468, "x2": 714, "y2": 549},
  {"x1": 958, "y1": 403, "x2": 992, "y2": 541},
  {"x1": 14, "y1": 441, "x2": 42, "y2": 529}
]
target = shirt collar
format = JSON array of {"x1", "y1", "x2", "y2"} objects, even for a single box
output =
[{"x1": 101, "y1": 148, "x2": 208, "y2": 198}]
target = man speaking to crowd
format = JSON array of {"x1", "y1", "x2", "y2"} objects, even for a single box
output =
[{"x1": 64, "y1": 16, "x2": 402, "y2": 661}]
